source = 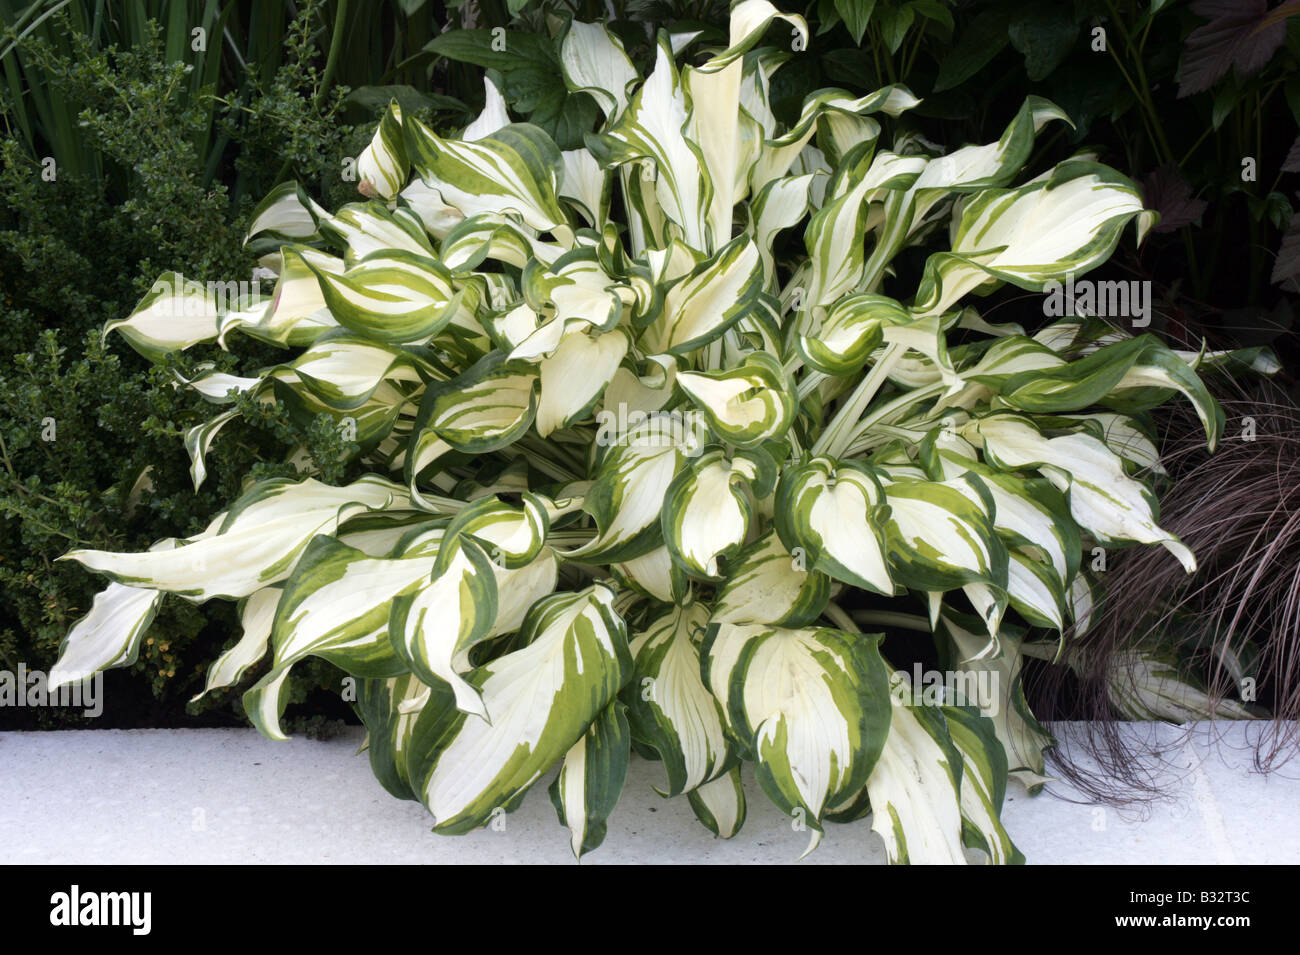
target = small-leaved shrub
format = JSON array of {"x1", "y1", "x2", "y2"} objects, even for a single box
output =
[{"x1": 0, "y1": 3, "x2": 380, "y2": 724}]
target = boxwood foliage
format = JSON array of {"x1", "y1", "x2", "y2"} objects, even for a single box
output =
[{"x1": 0, "y1": 4, "x2": 377, "y2": 727}]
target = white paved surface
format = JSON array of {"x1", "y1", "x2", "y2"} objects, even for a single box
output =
[{"x1": 1, "y1": 722, "x2": 1296, "y2": 864}]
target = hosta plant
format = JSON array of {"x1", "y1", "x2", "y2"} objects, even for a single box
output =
[{"x1": 53, "y1": 2, "x2": 1226, "y2": 864}]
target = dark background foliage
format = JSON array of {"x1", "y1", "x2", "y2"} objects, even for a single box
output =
[{"x1": 1, "y1": 0, "x2": 1296, "y2": 730}]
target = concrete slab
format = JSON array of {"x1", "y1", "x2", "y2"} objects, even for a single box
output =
[{"x1": 1, "y1": 722, "x2": 1296, "y2": 864}]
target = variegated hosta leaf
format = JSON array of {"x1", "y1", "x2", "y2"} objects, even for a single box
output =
[
  {"x1": 798, "y1": 293, "x2": 908, "y2": 376},
  {"x1": 676, "y1": 351, "x2": 795, "y2": 448},
  {"x1": 702, "y1": 622, "x2": 893, "y2": 853},
  {"x1": 559, "y1": 20, "x2": 638, "y2": 122},
  {"x1": 662, "y1": 446, "x2": 775, "y2": 578},
  {"x1": 943, "y1": 705, "x2": 1025, "y2": 865},
  {"x1": 191, "y1": 586, "x2": 280, "y2": 701},
  {"x1": 273, "y1": 376, "x2": 410, "y2": 461},
  {"x1": 610, "y1": 544, "x2": 688, "y2": 604},
  {"x1": 559, "y1": 148, "x2": 606, "y2": 226},
  {"x1": 334, "y1": 510, "x2": 442, "y2": 555},
  {"x1": 861, "y1": 98, "x2": 1070, "y2": 281},
  {"x1": 879, "y1": 473, "x2": 1006, "y2": 593},
  {"x1": 687, "y1": 765, "x2": 747, "y2": 838},
  {"x1": 1053, "y1": 412, "x2": 1164, "y2": 474},
  {"x1": 48, "y1": 580, "x2": 165, "y2": 690},
  {"x1": 406, "y1": 353, "x2": 538, "y2": 486},
  {"x1": 933, "y1": 440, "x2": 1075, "y2": 558},
  {"x1": 244, "y1": 180, "x2": 326, "y2": 250},
  {"x1": 442, "y1": 494, "x2": 549, "y2": 568},
  {"x1": 621, "y1": 602, "x2": 737, "y2": 795},
  {"x1": 243, "y1": 533, "x2": 444, "y2": 739},
  {"x1": 183, "y1": 408, "x2": 241, "y2": 492},
  {"x1": 639, "y1": 234, "x2": 764, "y2": 354},
  {"x1": 548, "y1": 701, "x2": 631, "y2": 860},
  {"x1": 969, "y1": 413, "x2": 1196, "y2": 571},
  {"x1": 399, "y1": 178, "x2": 466, "y2": 239},
  {"x1": 105, "y1": 272, "x2": 221, "y2": 362},
  {"x1": 571, "y1": 412, "x2": 695, "y2": 562},
  {"x1": 220, "y1": 245, "x2": 341, "y2": 348},
  {"x1": 1003, "y1": 548, "x2": 1068, "y2": 631},
  {"x1": 534, "y1": 328, "x2": 630, "y2": 437},
  {"x1": 683, "y1": 59, "x2": 750, "y2": 246},
  {"x1": 775, "y1": 457, "x2": 895, "y2": 595},
  {"x1": 404, "y1": 117, "x2": 571, "y2": 237},
  {"x1": 938, "y1": 611, "x2": 1055, "y2": 791},
  {"x1": 307, "y1": 251, "x2": 461, "y2": 344},
  {"x1": 750, "y1": 172, "x2": 816, "y2": 285},
  {"x1": 1106, "y1": 648, "x2": 1256, "y2": 723},
  {"x1": 935, "y1": 96, "x2": 1069, "y2": 186},
  {"x1": 405, "y1": 584, "x2": 631, "y2": 834},
  {"x1": 489, "y1": 548, "x2": 561, "y2": 638},
  {"x1": 994, "y1": 334, "x2": 1223, "y2": 451},
  {"x1": 924, "y1": 437, "x2": 1081, "y2": 631},
  {"x1": 602, "y1": 355, "x2": 679, "y2": 417},
  {"x1": 750, "y1": 85, "x2": 912, "y2": 195},
  {"x1": 439, "y1": 215, "x2": 563, "y2": 271},
  {"x1": 389, "y1": 536, "x2": 498, "y2": 719},
  {"x1": 801, "y1": 150, "x2": 926, "y2": 310},
  {"x1": 865, "y1": 696, "x2": 967, "y2": 865},
  {"x1": 355, "y1": 674, "x2": 433, "y2": 800},
  {"x1": 914, "y1": 162, "x2": 1148, "y2": 316},
  {"x1": 273, "y1": 334, "x2": 421, "y2": 411},
  {"x1": 712, "y1": 528, "x2": 830, "y2": 626},
  {"x1": 357, "y1": 100, "x2": 409, "y2": 200},
  {"x1": 62, "y1": 476, "x2": 407, "y2": 601},
  {"x1": 954, "y1": 334, "x2": 1066, "y2": 393},
  {"x1": 267, "y1": 534, "x2": 432, "y2": 678},
  {"x1": 462, "y1": 75, "x2": 511, "y2": 141},
  {"x1": 587, "y1": 38, "x2": 708, "y2": 250},
  {"x1": 515, "y1": 252, "x2": 628, "y2": 350},
  {"x1": 174, "y1": 365, "x2": 264, "y2": 404},
  {"x1": 324, "y1": 201, "x2": 435, "y2": 260},
  {"x1": 707, "y1": 0, "x2": 808, "y2": 70}
]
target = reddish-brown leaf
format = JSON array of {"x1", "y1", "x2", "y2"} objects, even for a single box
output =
[
  {"x1": 1142, "y1": 164, "x2": 1209, "y2": 233},
  {"x1": 1178, "y1": 0, "x2": 1300, "y2": 98},
  {"x1": 1282, "y1": 135, "x2": 1300, "y2": 173},
  {"x1": 1271, "y1": 211, "x2": 1300, "y2": 286}
]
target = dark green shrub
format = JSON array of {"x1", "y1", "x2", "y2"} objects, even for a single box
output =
[{"x1": 0, "y1": 3, "x2": 381, "y2": 727}]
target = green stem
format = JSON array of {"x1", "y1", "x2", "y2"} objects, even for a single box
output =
[
  {"x1": 1019, "y1": 640, "x2": 1067, "y2": 665},
  {"x1": 315, "y1": 0, "x2": 350, "y2": 113},
  {"x1": 811, "y1": 342, "x2": 905, "y2": 458},
  {"x1": 0, "y1": 430, "x2": 17, "y2": 480},
  {"x1": 1103, "y1": 1, "x2": 1173, "y2": 167},
  {"x1": 1179, "y1": 124, "x2": 1215, "y2": 166},
  {"x1": 841, "y1": 381, "x2": 944, "y2": 455},
  {"x1": 870, "y1": 25, "x2": 896, "y2": 84},
  {"x1": 795, "y1": 369, "x2": 826, "y2": 402},
  {"x1": 868, "y1": 29, "x2": 883, "y2": 85},
  {"x1": 851, "y1": 609, "x2": 932, "y2": 633},
  {"x1": 504, "y1": 445, "x2": 578, "y2": 483},
  {"x1": 901, "y1": 20, "x2": 928, "y2": 77},
  {"x1": 822, "y1": 602, "x2": 858, "y2": 632}
]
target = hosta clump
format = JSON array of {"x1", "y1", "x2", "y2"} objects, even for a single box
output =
[{"x1": 55, "y1": 2, "x2": 1225, "y2": 863}]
